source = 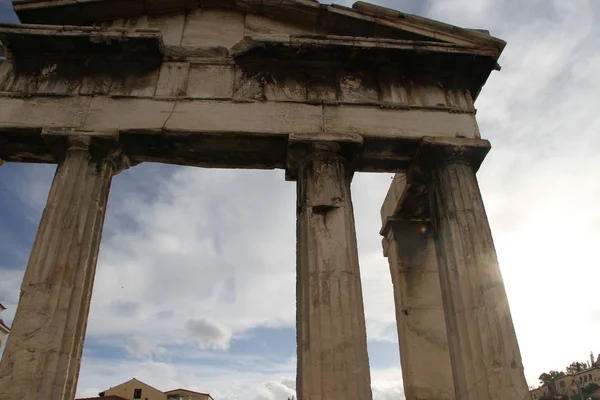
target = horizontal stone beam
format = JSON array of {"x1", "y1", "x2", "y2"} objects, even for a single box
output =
[{"x1": 0, "y1": 95, "x2": 479, "y2": 171}]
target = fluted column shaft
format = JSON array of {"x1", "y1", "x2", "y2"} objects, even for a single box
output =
[
  {"x1": 426, "y1": 145, "x2": 529, "y2": 400},
  {"x1": 292, "y1": 135, "x2": 372, "y2": 400},
  {"x1": 0, "y1": 136, "x2": 118, "y2": 400},
  {"x1": 384, "y1": 220, "x2": 454, "y2": 400}
]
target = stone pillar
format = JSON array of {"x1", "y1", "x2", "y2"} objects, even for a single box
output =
[
  {"x1": 288, "y1": 133, "x2": 373, "y2": 400},
  {"x1": 416, "y1": 138, "x2": 529, "y2": 400},
  {"x1": 0, "y1": 132, "x2": 128, "y2": 400},
  {"x1": 382, "y1": 219, "x2": 454, "y2": 400}
]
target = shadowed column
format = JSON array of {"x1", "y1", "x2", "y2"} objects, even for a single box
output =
[
  {"x1": 0, "y1": 132, "x2": 128, "y2": 400},
  {"x1": 382, "y1": 219, "x2": 454, "y2": 400},
  {"x1": 288, "y1": 133, "x2": 373, "y2": 400},
  {"x1": 416, "y1": 137, "x2": 529, "y2": 400}
]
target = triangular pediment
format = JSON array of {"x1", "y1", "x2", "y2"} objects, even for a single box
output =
[{"x1": 11, "y1": 0, "x2": 505, "y2": 57}]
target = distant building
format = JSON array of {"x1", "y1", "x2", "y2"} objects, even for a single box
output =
[
  {"x1": 530, "y1": 385, "x2": 550, "y2": 400},
  {"x1": 77, "y1": 378, "x2": 215, "y2": 400},
  {"x1": 99, "y1": 378, "x2": 166, "y2": 400},
  {"x1": 165, "y1": 389, "x2": 214, "y2": 400},
  {"x1": 530, "y1": 365, "x2": 600, "y2": 399},
  {"x1": 554, "y1": 366, "x2": 600, "y2": 397},
  {"x1": 0, "y1": 304, "x2": 11, "y2": 351}
]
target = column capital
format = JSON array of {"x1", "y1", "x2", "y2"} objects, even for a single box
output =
[
  {"x1": 408, "y1": 137, "x2": 491, "y2": 181},
  {"x1": 42, "y1": 128, "x2": 131, "y2": 174},
  {"x1": 285, "y1": 132, "x2": 363, "y2": 181}
]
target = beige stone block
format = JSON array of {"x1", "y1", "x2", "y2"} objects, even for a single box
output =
[
  {"x1": 245, "y1": 13, "x2": 314, "y2": 35},
  {"x1": 155, "y1": 62, "x2": 190, "y2": 97},
  {"x1": 380, "y1": 174, "x2": 406, "y2": 224},
  {"x1": 166, "y1": 101, "x2": 323, "y2": 134},
  {"x1": 83, "y1": 97, "x2": 174, "y2": 131},
  {"x1": 324, "y1": 105, "x2": 479, "y2": 138},
  {"x1": 148, "y1": 12, "x2": 186, "y2": 46},
  {"x1": 0, "y1": 96, "x2": 90, "y2": 129},
  {"x1": 187, "y1": 65, "x2": 234, "y2": 99},
  {"x1": 182, "y1": 9, "x2": 245, "y2": 48}
]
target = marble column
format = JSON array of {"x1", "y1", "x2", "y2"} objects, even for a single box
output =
[
  {"x1": 0, "y1": 133, "x2": 127, "y2": 400},
  {"x1": 419, "y1": 138, "x2": 529, "y2": 400},
  {"x1": 289, "y1": 133, "x2": 373, "y2": 400},
  {"x1": 383, "y1": 220, "x2": 454, "y2": 400}
]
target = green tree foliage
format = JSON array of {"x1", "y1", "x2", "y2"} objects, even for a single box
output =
[
  {"x1": 539, "y1": 371, "x2": 567, "y2": 394},
  {"x1": 582, "y1": 382, "x2": 600, "y2": 397},
  {"x1": 567, "y1": 362, "x2": 589, "y2": 375}
]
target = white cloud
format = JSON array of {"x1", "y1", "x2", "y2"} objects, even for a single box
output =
[
  {"x1": 185, "y1": 319, "x2": 232, "y2": 350},
  {"x1": 256, "y1": 381, "x2": 296, "y2": 400},
  {"x1": 125, "y1": 337, "x2": 167, "y2": 359}
]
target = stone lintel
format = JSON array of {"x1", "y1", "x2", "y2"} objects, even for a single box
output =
[{"x1": 285, "y1": 132, "x2": 363, "y2": 181}]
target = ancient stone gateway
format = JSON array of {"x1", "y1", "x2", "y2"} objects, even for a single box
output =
[{"x1": 0, "y1": 1, "x2": 529, "y2": 399}]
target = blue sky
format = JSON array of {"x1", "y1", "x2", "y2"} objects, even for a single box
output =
[{"x1": 1, "y1": 0, "x2": 600, "y2": 399}]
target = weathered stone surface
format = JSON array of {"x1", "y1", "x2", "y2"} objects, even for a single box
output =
[
  {"x1": 338, "y1": 71, "x2": 379, "y2": 103},
  {"x1": 155, "y1": 61, "x2": 190, "y2": 97},
  {"x1": 182, "y1": 9, "x2": 245, "y2": 48},
  {"x1": 187, "y1": 65, "x2": 234, "y2": 99},
  {"x1": 147, "y1": 12, "x2": 186, "y2": 46},
  {"x1": 0, "y1": 135, "x2": 120, "y2": 400},
  {"x1": 324, "y1": 106, "x2": 479, "y2": 138},
  {"x1": 422, "y1": 140, "x2": 530, "y2": 400},
  {"x1": 264, "y1": 72, "x2": 308, "y2": 102},
  {"x1": 291, "y1": 134, "x2": 373, "y2": 400},
  {"x1": 245, "y1": 13, "x2": 314, "y2": 35},
  {"x1": 383, "y1": 220, "x2": 455, "y2": 400}
]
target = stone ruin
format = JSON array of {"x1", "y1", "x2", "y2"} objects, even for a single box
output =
[{"x1": 0, "y1": 1, "x2": 530, "y2": 399}]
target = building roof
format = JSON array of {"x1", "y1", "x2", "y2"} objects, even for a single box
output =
[
  {"x1": 100, "y1": 378, "x2": 167, "y2": 397},
  {"x1": 76, "y1": 397, "x2": 128, "y2": 400},
  {"x1": 165, "y1": 388, "x2": 214, "y2": 399},
  {"x1": 0, "y1": 319, "x2": 10, "y2": 333},
  {"x1": 9, "y1": 0, "x2": 505, "y2": 54}
]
